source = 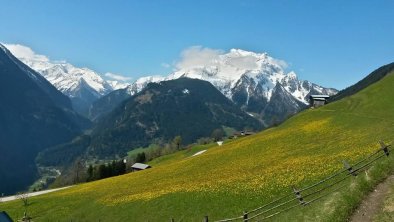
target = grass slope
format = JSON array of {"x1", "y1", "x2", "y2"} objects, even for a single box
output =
[{"x1": 1, "y1": 72, "x2": 394, "y2": 221}]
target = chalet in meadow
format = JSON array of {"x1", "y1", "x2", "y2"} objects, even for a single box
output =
[
  {"x1": 309, "y1": 95, "x2": 330, "y2": 108},
  {"x1": 131, "y1": 163, "x2": 152, "y2": 172}
]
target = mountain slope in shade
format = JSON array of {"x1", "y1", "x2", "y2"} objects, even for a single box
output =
[
  {"x1": 0, "y1": 44, "x2": 84, "y2": 195},
  {"x1": 90, "y1": 77, "x2": 262, "y2": 157},
  {"x1": 262, "y1": 82, "x2": 307, "y2": 125},
  {"x1": 88, "y1": 76, "x2": 165, "y2": 120},
  {"x1": 39, "y1": 78, "x2": 263, "y2": 164},
  {"x1": 88, "y1": 87, "x2": 132, "y2": 121}
]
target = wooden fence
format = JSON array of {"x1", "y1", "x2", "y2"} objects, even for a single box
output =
[{"x1": 171, "y1": 141, "x2": 391, "y2": 222}]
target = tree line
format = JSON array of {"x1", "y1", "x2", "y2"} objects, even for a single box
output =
[
  {"x1": 86, "y1": 160, "x2": 126, "y2": 182},
  {"x1": 50, "y1": 128, "x2": 230, "y2": 187}
]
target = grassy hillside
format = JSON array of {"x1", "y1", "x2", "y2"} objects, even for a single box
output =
[{"x1": 1, "y1": 72, "x2": 394, "y2": 221}]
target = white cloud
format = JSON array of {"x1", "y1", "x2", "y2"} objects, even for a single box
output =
[
  {"x1": 174, "y1": 46, "x2": 288, "y2": 72},
  {"x1": 175, "y1": 46, "x2": 223, "y2": 70},
  {"x1": 161, "y1": 62, "x2": 171, "y2": 68},
  {"x1": 227, "y1": 55, "x2": 259, "y2": 70},
  {"x1": 273, "y1": 58, "x2": 288, "y2": 69},
  {"x1": 104, "y1": 72, "x2": 133, "y2": 82},
  {"x1": 3, "y1": 43, "x2": 49, "y2": 62}
]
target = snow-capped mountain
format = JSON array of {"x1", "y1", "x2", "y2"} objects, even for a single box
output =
[
  {"x1": 129, "y1": 49, "x2": 336, "y2": 102},
  {"x1": 107, "y1": 80, "x2": 132, "y2": 90},
  {"x1": 3, "y1": 44, "x2": 131, "y2": 115},
  {"x1": 169, "y1": 49, "x2": 336, "y2": 104},
  {"x1": 125, "y1": 48, "x2": 337, "y2": 125}
]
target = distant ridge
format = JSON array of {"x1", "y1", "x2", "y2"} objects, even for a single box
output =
[{"x1": 330, "y1": 62, "x2": 394, "y2": 102}]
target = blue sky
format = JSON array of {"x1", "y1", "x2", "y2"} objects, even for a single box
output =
[{"x1": 0, "y1": 0, "x2": 393, "y2": 89}]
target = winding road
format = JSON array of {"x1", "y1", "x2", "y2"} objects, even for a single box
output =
[{"x1": 0, "y1": 186, "x2": 72, "y2": 203}]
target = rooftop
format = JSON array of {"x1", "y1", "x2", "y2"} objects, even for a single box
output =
[
  {"x1": 131, "y1": 163, "x2": 151, "y2": 170},
  {"x1": 310, "y1": 95, "x2": 330, "y2": 98}
]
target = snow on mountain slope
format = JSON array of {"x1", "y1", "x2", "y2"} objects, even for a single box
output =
[
  {"x1": 131, "y1": 48, "x2": 337, "y2": 105},
  {"x1": 4, "y1": 44, "x2": 113, "y2": 98},
  {"x1": 3, "y1": 44, "x2": 131, "y2": 115},
  {"x1": 127, "y1": 75, "x2": 166, "y2": 95},
  {"x1": 107, "y1": 80, "x2": 131, "y2": 90}
]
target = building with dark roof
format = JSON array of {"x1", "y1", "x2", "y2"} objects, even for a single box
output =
[{"x1": 310, "y1": 95, "x2": 330, "y2": 108}]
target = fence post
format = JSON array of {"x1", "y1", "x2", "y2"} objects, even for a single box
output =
[
  {"x1": 343, "y1": 160, "x2": 357, "y2": 176},
  {"x1": 171, "y1": 218, "x2": 175, "y2": 222},
  {"x1": 243, "y1": 211, "x2": 248, "y2": 222},
  {"x1": 292, "y1": 186, "x2": 305, "y2": 205},
  {"x1": 203, "y1": 215, "x2": 208, "y2": 222},
  {"x1": 380, "y1": 141, "x2": 391, "y2": 156}
]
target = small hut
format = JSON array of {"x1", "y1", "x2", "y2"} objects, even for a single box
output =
[
  {"x1": 232, "y1": 131, "x2": 255, "y2": 138},
  {"x1": 131, "y1": 163, "x2": 151, "y2": 172},
  {"x1": 309, "y1": 95, "x2": 330, "y2": 108},
  {"x1": 243, "y1": 131, "x2": 255, "y2": 136}
]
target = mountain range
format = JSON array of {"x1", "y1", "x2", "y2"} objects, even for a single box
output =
[{"x1": 5, "y1": 45, "x2": 337, "y2": 125}]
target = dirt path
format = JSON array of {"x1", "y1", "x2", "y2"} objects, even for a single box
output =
[
  {"x1": 349, "y1": 175, "x2": 394, "y2": 222},
  {"x1": 0, "y1": 186, "x2": 72, "y2": 203}
]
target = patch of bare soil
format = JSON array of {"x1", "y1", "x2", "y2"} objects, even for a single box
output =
[{"x1": 349, "y1": 175, "x2": 394, "y2": 222}]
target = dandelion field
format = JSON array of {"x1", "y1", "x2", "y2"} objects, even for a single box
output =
[{"x1": 1, "y1": 73, "x2": 394, "y2": 221}]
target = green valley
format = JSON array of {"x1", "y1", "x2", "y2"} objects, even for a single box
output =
[{"x1": 1, "y1": 69, "x2": 394, "y2": 221}]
